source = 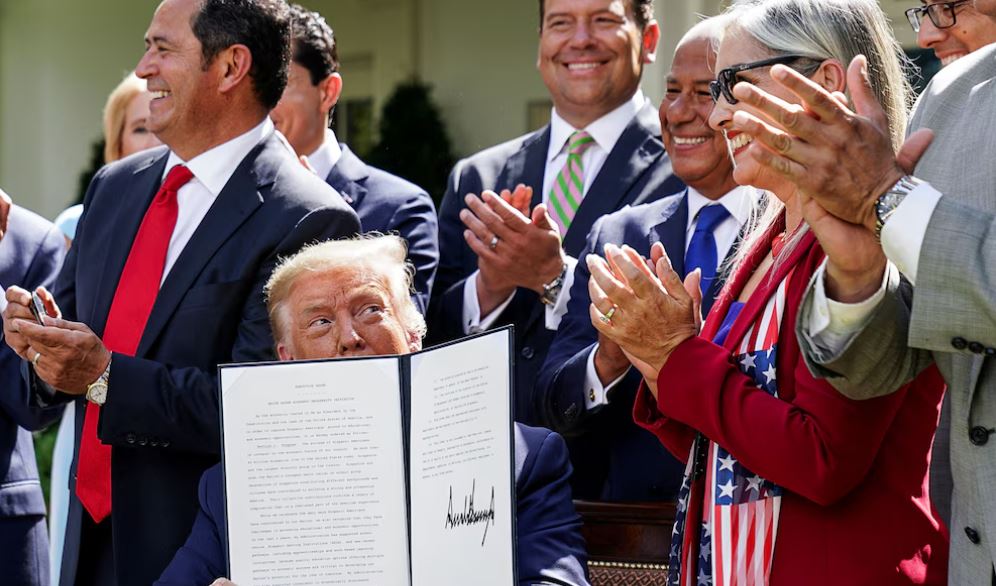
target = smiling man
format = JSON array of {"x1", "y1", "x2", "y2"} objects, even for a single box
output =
[
  {"x1": 534, "y1": 16, "x2": 759, "y2": 501},
  {"x1": 429, "y1": 0, "x2": 684, "y2": 426},
  {"x1": 155, "y1": 236, "x2": 590, "y2": 586},
  {"x1": 907, "y1": 0, "x2": 996, "y2": 67},
  {"x1": 0, "y1": 0, "x2": 359, "y2": 584}
]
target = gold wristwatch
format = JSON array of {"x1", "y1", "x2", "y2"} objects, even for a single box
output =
[{"x1": 86, "y1": 359, "x2": 111, "y2": 406}]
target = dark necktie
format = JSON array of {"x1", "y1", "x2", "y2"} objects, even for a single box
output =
[
  {"x1": 76, "y1": 164, "x2": 194, "y2": 523},
  {"x1": 684, "y1": 204, "x2": 730, "y2": 299}
]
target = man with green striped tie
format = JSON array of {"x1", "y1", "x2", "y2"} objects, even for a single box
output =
[{"x1": 427, "y1": 0, "x2": 684, "y2": 427}]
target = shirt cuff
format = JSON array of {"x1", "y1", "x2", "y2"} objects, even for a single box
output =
[
  {"x1": 881, "y1": 181, "x2": 942, "y2": 286},
  {"x1": 545, "y1": 256, "x2": 578, "y2": 330},
  {"x1": 462, "y1": 271, "x2": 516, "y2": 334},
  {"x1": 805, "y1": 258, "x2": 892, "y2": 353},
  {"x1": 583, "y1": 344, "x2": 629, "y2": 410}
]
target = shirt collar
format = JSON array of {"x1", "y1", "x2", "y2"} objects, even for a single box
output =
[
  {"x1": 163, "y1": 117, "x2": 274, "y2": 196},
  {"x1": 547, "y1": 89, "x2": 647, "y2": 163},
  {"x1": 305, "y1": 129, "x2": 343, "y2": 180},
  {"x1": 686, "y1": 185, "x2": 759, "y2": 228}
]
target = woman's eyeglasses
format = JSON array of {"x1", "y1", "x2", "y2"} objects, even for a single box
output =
[
  {"x1": 709, "y1": 55, "x2": 810, "y2": 105},
  {"x1": 905, "y1": 0, "x2": 972, "y2": 33}
]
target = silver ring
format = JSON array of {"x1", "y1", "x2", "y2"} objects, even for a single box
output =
[
  {"x1": 32, "y1": 352, "x2": 41, "y2": 367},
  {"x1": 489, "y1": 235, "x2": 500, "y2": 250},
  {"x1": 604, "y1": 306, "x2": 617, "y2": 321}
]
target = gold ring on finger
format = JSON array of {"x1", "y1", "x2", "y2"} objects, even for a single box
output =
[
  {"x1": 604, "y1": 305, "x2": 617, "y2": 321},
  {"x1": 32, "y1": 352, "x2": 41, "y2": 367}
]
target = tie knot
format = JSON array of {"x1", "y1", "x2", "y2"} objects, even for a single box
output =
[
  {"x1": 568, "y1": 131, "x2": 596, "y2": 156},
  {"x1": 694, "y1": 204, "x2": 730, "y2": 233},
  {"x1": 162, "y1": 165, "x2": 194, "y2": 194}
]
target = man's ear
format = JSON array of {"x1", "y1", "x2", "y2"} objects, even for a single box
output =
[
  {"x1": 216, "y1": 44, "x2": 253, "y2": 95},
  {"x1": 318, "y1": 73, "x2": 343, "y2": 116},
  {"x1": 815, "y1": 59, "x2": 847, "y2": 94},
  {"x1": 641, "y1": 20, "x2": 661, "y2": 65},
  {"x1": 276, "y1": 342, "x2": 293, "y2": 361}
]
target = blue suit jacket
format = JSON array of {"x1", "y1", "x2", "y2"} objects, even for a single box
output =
[
  {"x1": 326, "y1": 146, "x2": 439, "y2": 313},
  {"x1": 0, "y1": 205, "x2": 65, "y2": 585},
  {"x1": 22, "y1": 134, "x2": 361, "y2": 586},
  {"x1": 535, "y1": 193, "x2": 728, "y2": 501},
  {"x1": 157, "y1": 423, "x2": 590, "y2": 585},
  {"x1": 428, "y1": 103, "x2": 684, "y2": 424}
]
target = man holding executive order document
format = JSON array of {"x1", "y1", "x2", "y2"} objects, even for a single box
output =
[{"x1": 156, "y1": 235, "x2": 589, "y2": 586}]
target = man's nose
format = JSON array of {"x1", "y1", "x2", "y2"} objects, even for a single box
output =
[
  {"x1": 337, "y1": 320, "x2": 364, "y2": 354},
  {"x1": 135, "y1": 50, "x2": 155, "y2": 80},
  {"x1": 917, "y1": 16, "x2": 946, "y2": 50}
]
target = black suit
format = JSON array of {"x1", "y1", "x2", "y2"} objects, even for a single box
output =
[
  {"x1": 429, "y1": 103, "x2": 684, "y2": 424},
  {"x1": 324, "y1": 145, "x2": 438, "y2": 313},
  {"x1": 24, "y1": 133, "x2": 360, "y2": 586}
]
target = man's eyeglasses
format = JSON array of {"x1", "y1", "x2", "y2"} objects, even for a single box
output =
[
  {"x1": 905, "y1": 0, "x2": 972, "y2": 33},
  {"x1": 709, "y1": 55, "x2": 811, "y2": 105}
]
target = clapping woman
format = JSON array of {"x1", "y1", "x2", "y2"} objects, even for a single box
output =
[{"x1": 587, "y1": 0, "x2": 947, "y2": 583}]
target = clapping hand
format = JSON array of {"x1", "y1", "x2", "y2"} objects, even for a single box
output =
[
  {"x1": 460, "y1": 186, "x2": 565, "y2": 314},
  {"x1": 587, "y1": 243, "x2": 701, "y2": 393}
]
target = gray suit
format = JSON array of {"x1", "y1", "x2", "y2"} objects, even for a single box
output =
[{"x1": 797, "y1": 45, "x2": 996, "y2": 584}]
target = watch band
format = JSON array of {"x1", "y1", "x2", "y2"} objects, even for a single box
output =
[
  {"x1": 86, "y1": 358, "x2": 111, "y2": 405},
  {"x1": 539, "y1": 263, "x2": 568, "y2": 306},
  {"x1": 874, "y1": 175, "x2": 922, "y2": 242}
]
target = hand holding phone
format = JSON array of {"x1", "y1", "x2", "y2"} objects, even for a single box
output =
[{"x1": 29, "y1": 292, "x2": 47, "y2": 325}]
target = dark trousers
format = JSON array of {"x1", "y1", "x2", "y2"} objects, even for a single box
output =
[
  {"x1": 74, "y1": 513, "x2": 115, "y2": 586},
  {"x1": 0, "y1": 515, "x2": 49, "y2": 586}
]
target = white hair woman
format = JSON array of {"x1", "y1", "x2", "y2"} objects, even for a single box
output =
[{"x1": 587, "y1": 0, "x2": 948, "y2": 583}]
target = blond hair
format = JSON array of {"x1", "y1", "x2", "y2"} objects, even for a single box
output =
[
  {"x1": 264, "y1": 234, "x2": 426, "y2": 345},
  {"x1": 102, "y1": 73, "x2": 148, "y2": 163}
]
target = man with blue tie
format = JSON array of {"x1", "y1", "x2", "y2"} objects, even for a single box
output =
[
  {"x1": 270, "y1": 5, "x2": 438, "y2": 312},
  {"x1": 535, "y1": 18, "x2": 760, "y2": 500},
  {"x1": 428, "y1": 0, "x2": 684, "y2": 424}
]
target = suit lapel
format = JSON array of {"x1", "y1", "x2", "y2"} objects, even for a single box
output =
[
  {"x1": 496, "y1": 127, "x2": 549, "y2": 209},
  {"x1": 324, "y1": 145, "x2": 369, "y2": 210},
  {"x1": 648, "y1": 191, "x2": 688, "y2": 279},
  {"x1": 563, "y1": 103, "x2": 665, "y2": 256},
  {"x1": 90, "y1": 151, "x2": 169, "y2": 336},
  {"x1": 134, "y1": 136, "x2": 276, "y2": 356}
]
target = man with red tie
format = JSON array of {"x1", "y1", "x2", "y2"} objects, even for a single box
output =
[{"x1": 0, "y1": 0, "x2": 358, "y2": 584}]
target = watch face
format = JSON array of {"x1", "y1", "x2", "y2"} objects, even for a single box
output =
[{"x1": 88, "y1": 383, "x2": 108, "y2": 404}]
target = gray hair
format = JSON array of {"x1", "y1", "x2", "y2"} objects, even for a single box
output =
[
  {"x1": 264, "y1": 234, "x2": 427, "y2": 345},
  {"x1": 721, "y1": 0, "x2": 913, "y2": 274}
]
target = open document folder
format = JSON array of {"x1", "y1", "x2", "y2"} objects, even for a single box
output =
[{"x1": 218, "y1": 327, "x2": 516, "y2": 585}]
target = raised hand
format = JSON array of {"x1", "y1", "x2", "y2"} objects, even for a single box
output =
[
  {"x1": 460, "y1": 191, "x2": 565, "y2": 314},
  {"x1": 727, "y1": 55, "x2": 932, "y2": 232},
  {"x1": 587, "y1": 244, "x2": 698, "y2": 384}
]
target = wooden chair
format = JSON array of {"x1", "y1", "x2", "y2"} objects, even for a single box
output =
[{"x1": 574, "y1": 500, "x2": 675, "y2": 586}]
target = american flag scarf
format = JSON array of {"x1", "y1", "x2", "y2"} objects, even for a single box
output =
[{"x1": 668, "y1": 271, "x2": 792, "y2": 586}]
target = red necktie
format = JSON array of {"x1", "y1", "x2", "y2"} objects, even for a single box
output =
[{"x1": 76, "y1": 165, "x2": 193, "y2": 523}]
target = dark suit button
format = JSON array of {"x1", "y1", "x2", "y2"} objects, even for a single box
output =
[
  {"x1": 149, "y1": 439, "x2": 160, "y2": 447},
  {"x1": 521, "y1": 346, "x2": 535, "y2": 360},
  {"x1": 125, "y1": 433, "x2": 137, "y2": 445},
  {"x1": 969, "y1": 342, "x2": 985, "y2": 354},
  {"x1": 952, "y1": 337, "x2": 968, "y2": 350},
  {"x1": 161, "y1": 439, "x2": 171, "y2": 448},
  {"x1": 970, "y1": 426, "x2": 991, "y2": 446},
  {"x1": 137, "y1": 437, "x2": 148, "y2": 446},
  {"x1": 965, "y1": 526, "x2": 981, "y2": 544},
  {"x1": 564, "y1": 404, "x2": 579, "y2": 421}
]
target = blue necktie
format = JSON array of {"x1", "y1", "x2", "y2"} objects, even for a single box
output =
[{"x1": 684, "y1": 204, "x2": 730, "y2": 299}]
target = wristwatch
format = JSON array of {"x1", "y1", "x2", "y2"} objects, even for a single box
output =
[
  {"x1": 539, "y1": 263, "x2": 568, "y2": 306},
  {"x1": 86, "y1": 359, "x2": 111, "y2": 406},
  {"x1": 874, "y1": 175, "x2": 922, "y2": 241}
]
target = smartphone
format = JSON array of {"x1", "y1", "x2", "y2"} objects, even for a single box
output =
[{"x1": 29, "y1": 292, "x2": 47, "y2": 325}]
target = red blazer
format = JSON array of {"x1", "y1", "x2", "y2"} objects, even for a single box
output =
[{"x1": 634, "y1": 227, "x2": 948, "y2": 585}]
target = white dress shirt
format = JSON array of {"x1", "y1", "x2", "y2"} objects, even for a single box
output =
[
  {"x1": 583, "y1": 185, "x2": 759, "y2": 409},
  {"x1": 160, "y1": 118, "x2": 274, "y2": 284},
  {"x1": 463, "y1": 90, "x2": 649, "y2": 334},
  {"x1": 805, "y1": 181, "x2": 942, "y2": 352},
  {"x1": 304, "y1": 129, "x2": 343, "y2": 181}
]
